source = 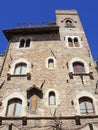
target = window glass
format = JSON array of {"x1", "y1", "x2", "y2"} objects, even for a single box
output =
[
  {"x1": 48, "y1": 59, "x2": 54, "y2": 68},
  {"x1": 79, "y1": 97, "x2": 94, "y2": 115},
  {"x1": 15, "y1": 64, "x2": 21, "y2": 74},
  {"x1": 15, "y1": 101, "x2": 22, "y2": 116},
  {"x1": 79, "y1": 102, "x2": 86, "y2": 114},
  {"x1": 7, "y1": 99, "x2": 22, "y2": 116},
  {"x1": 7, "y1": 101, "x2": 14, "y2": 116},
  {"x1": 49, "y1": 92, "x2": 55, "y2": 105},
  {"x1": 21, "y1": 64, "x2": 27, "y2": 74},
  {"x1": 86, "y1": 101, "x2": 94, "y2": 113},
  {"x1": 14, "y1": 63, "x2": 27, "y2": 75},
  {"x1": 73, "y1": 62, "x2": 85, "y2": 73}
]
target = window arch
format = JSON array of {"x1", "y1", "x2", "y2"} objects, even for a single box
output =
[
  {"x1": 48, "y1": 58, "x2": 54, "y2": 69},
  {"x1": 73, "y1": 62, "x2": 85, "y2": 73},
  {"x1": 66, "y1": 20, "x2": 73, "y2": 26},
  {"x1": 79, "y1": 97, "x2": 95, "y2": 115},
  {"x1": 6, "y1": 98, "x2": 22, "y2": 117},
  {"x1": 14, "y1": 63, "x2": 27, "y2": 75},
  {"x1": 27, "y1": 86, "x2": 43, "y2": 113},
  {"x1": 49, "y1": 91, "x2": 56, "y2": 105}
]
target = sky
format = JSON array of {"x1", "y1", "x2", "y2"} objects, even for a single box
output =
[{"x1": 0, "y1": 0, "x2": 98, "y2": 60}]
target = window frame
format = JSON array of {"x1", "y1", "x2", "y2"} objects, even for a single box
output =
[
  {"x1": 66, "y1": 20, "x2": 73, "y2": 27},
  {"x1": 66, "y1": 36, "x2": 81, "y2": 48},
  {"x1": 48, "y1": 58, "x2": 54, "y2": 69},
  {"x1": 49, "y1": 91, "x2": 56, "y2": 106},
  {"x1": 14, "y1": 63, "x2": 27, "y2": 75},
  {"x1": 73, "y1": 62, "x2": 85, "y2": 74},
  {"x1": 6, "y1": 98, "x2": 22, "y2": 117},
  {"x1": 19, "y1": 39, "x2": 25, "y2": 48},
  {"x1": 46, "y1": 57, "x2": 56, "y2": 69},
  {"x1": 79, "y1": 97, "x2": 95, "y2": 115},
  {"x1": 19, "y1": 38, "x2": 31, "y2": 48},
  {"x1": 74, "y1": 37, "x2": 79, "y2": 47},
  {"x1": 25, "y1": 39, "x2": 30, "y2": 47}
]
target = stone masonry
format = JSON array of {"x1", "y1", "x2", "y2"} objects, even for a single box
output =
[{"x1": 0, "y1": 10, "x2": 98, "y2": 130}]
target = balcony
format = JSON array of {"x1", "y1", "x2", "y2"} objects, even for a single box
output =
[{"x1": 7, "y1": 73, "x2": 31, "y2": 80}]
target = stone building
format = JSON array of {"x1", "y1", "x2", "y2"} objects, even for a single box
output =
[{"x1": 0, "y1": 10, "x2": 98, "y2": 130}]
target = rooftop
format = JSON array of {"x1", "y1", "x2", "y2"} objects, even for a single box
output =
[{"x1": 3, "y1": 22, "x2": 59, "y2": 41}]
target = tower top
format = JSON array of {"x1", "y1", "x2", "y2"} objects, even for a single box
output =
[{"x1": 56, "y1": 10, "x2": 78, "y2": 15}]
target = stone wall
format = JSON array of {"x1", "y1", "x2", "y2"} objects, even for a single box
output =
[{"x1": 0, "y1": 10, "x2": 98, "y2": 130}]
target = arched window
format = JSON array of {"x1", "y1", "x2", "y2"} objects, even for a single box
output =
[
  {"x1": 66, "y1": 20, "x2": 73, "y2": 26},
  {"x1": 27, "y1": 86, "x2": 43, "y2": 113},
  {"x1": 67, "y1": 37, "x2": 80, "y2": 48},
  {"x1": 49, "y1": 91, "x2": 56, "y2": 105},
  {"x1": 19, "y1": 38, "x2": 30, "y2": 48},
  {"x1": 74, "y1": 37, "x2": 79, "y2": 47},
  {"x1": 19, "y1": 39, "x2": 25, "y2": 48},
  {"x1": 79, "y1": 97, "x2": 95, "y2": 115},
  {"x1": 73, "y1": 62, "x2": 85, "y2": 73},
  {"x1": 6, "y1": 98, "x2": 22, "y2": 116},
  {"x1": 26, "y1": 39, "x2": 30, "y2": 47},
  {"x1": 14, "y1": 63, "x2": 27, "y2": 75},
  {"x1": 68, "y1": 37, "x2": 73, "y2": 47},
  {"x1": 48, "y1": 59, "x2": 54, "y2": 69}
]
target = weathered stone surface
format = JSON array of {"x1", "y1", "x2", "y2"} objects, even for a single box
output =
[{"x1": 0, "y1": 10, "x2": 98, "y2": 130}]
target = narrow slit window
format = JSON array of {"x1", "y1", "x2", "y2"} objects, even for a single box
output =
[
  {"x1": 49, "y1": 91, "x2": 56, "y2": 105},
  {"x1": 68, "y1": 37, "x2": 73, "y2": 47},
  {"x1": 25, "y1": 39, "x2": 30, "y2": 47},
  {"x1": 48, "y1": 59, "x2": 54, "y2": 68},
  {"x1": 19, "y1": 39, "x2": 25, "y2": 48},
  {"x1": 74, "y1": 37, "x2": 79, "y2": 47}
]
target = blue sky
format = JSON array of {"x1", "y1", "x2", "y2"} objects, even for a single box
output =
[{"x1": 0, "y1": 0, "x2": 98, "y2": 60}]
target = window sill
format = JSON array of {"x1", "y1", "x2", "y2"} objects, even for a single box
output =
[
  {"x1": 67, "y1": 46, "x2": 81, "y2": 48},
  {"x1": 7, "y1": 73, "x2": 31, "y2": 80},
  {"x1": 69, "y1": 72, "x2": 94, "y2": 79},
  {"x1": 48, "y1": 105, "x2": 57, "y2": 107},
  {"x1": 65, "y1": 26, "x2": 75, "y2": 28},
  {"x1": 19, "y1": 47, "x2": 30, "y2": 49}
]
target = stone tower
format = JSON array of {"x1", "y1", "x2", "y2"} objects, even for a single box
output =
[{"x1": 0, "y1": 10, "x2": 98, "y2": 130}]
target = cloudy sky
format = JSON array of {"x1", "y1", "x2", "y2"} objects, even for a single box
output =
[{"x1": 0, "y1": 0, "x2": 98, "y2": 60}]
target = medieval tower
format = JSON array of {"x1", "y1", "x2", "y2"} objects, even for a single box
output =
[{"x1": 0, "y1": 10, "x2": 98, "y2": 130}]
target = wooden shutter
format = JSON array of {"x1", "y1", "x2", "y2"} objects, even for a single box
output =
[{"x1": 32, "y1": 95, "x2": 37, "y2": 111}]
